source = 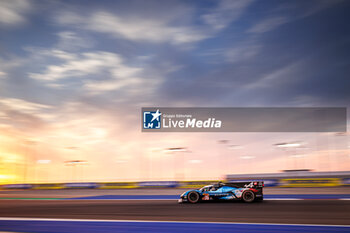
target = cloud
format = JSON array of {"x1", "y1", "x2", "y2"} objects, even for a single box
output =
[
  {"x1": 89, "y1": 12, "x2": 207, "y2": 44},
  {"x1": 56, "y1": 31, "x2": 94, "y2": 50},
  {"x1": 247, "y1": 16, "x2": 288, "y2": 33},
  {"x1": 0, "y1": 98, "x2": 51, "y2": 114},
  {"x1": 29, "y1": 51, "x2": 123, "y2": 81},
  {"x1": 27, "y1": 48, "x2": 158, "y2": 95},
  {"x1": 83, "y1": 66, "x2": 144, "y2": 93},
  {"x1": 84, "y1": 78, "x2": 143, "y2": 93},
  {"x1": 247, "y1": 0, "x2": 344, "y2": 34},
  {"x1": 56, "y1": 11, "x2": 208, "y2": 45},
  {"x1": 300, "y1": 0, "x2": 344, "y2": 18},
  {"x1": 0, "y1": 0, "x2": 31, "y2": 26},
  {"x1": 24, "y1": 48, "x2": 78, "y2": 61},
  {"x1": 54, "y1": 0, "x2": 254, "y2": 45},
  {"x1": 0, "y1": 98, "x2": 53, "y2": 130},
  {"x1": 202, "y1": 0, "x2": 254, "y2": 30},
  {"x1": 0, "y1": 56, "x2": 23, "y2": 77},
  {"x1": 225, "y1": 43, "x2": 260, "y2": 63},
  {"x1": 0, "y1": 71, "x2": 6, "y2": 79},
  {"x1": 200, "y1": 42, "x2": 260, "y2": 64},
  {"x1": 243, "y1": 61, "x2": 301, "y2": 90}
]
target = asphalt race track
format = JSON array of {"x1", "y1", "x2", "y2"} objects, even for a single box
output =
[
  {"x1": 0, "y1": 199, "x2": 349, "y2": 225},
  {"x1": 1, "y1": 189, "x2": 349, "y2": 232},
  {"x1": 0, "y1": 218, "x2": 349, "y2": 233}
]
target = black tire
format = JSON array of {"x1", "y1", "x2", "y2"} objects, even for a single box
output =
[
  {"x1": 242, "y1": 190, "x2": 255, "y2": 203},
  {"x1": 187, "y1": 191, "x2": 200, "y2": 204}
]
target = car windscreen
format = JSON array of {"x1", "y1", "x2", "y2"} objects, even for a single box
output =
[{"x1": 199, "y1": 185, "x2": 212, "y2": 192}]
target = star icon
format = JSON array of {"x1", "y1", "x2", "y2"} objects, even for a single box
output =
[{"x1": 151, "y1": 109, "x2": 162, "y2": 122}]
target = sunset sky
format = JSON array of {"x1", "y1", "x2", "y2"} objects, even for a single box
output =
[{"x1": 0, "y1": 0, "x2": 349, "y2": 184}]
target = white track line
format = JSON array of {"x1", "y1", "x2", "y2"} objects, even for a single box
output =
[
  {"x1": 264, "y1": 198, "x2": 302, "y2": 200},
  {"x1": 0, "y1": 217, "x2": 348, "y2": 228},
  {"x1": 67, "y1": 198, "x2": 349, "y2": 201},
  {"x1": 68, "y1": 199, "x2": 176, "y2": 201},
  {"x1": 0, "y1": 198, "x2": 349, "y2": 201}
]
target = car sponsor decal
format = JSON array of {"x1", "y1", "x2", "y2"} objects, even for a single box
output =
[{"x1": 202, "y1": 194, "x2": 209, "y2": 201}]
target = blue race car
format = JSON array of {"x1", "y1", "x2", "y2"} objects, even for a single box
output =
[{"x1": 178, "y1": 181, "x2": 264, "y2": 203}]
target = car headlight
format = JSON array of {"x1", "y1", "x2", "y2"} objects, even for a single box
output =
[{"x1": 180, "y1": 192, "x2": 187, "y2": 198}]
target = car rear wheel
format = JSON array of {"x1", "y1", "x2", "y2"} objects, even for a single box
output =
[
  {"x1": 242, "y1": 190, "x2": 255, "y2": 203},
  {"x1": 187, "y1": 191, "x2": 200, "y2": 204}
]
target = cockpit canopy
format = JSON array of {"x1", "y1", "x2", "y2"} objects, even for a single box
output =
[
  {"x1": 199, "y1": 185, "x2": 214, "y2": 192},
  {"x1": 199, "y1": 182, "x2": 224, "y2": 192}
]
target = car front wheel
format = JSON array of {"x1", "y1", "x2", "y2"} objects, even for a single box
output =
[{"x1": 187, "y1": 191, "x2": 200, "y2": 204}]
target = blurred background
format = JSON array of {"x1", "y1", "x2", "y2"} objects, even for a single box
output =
[{"x1": 0, "y1": 0, "x2": 349, "y2": 188}]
